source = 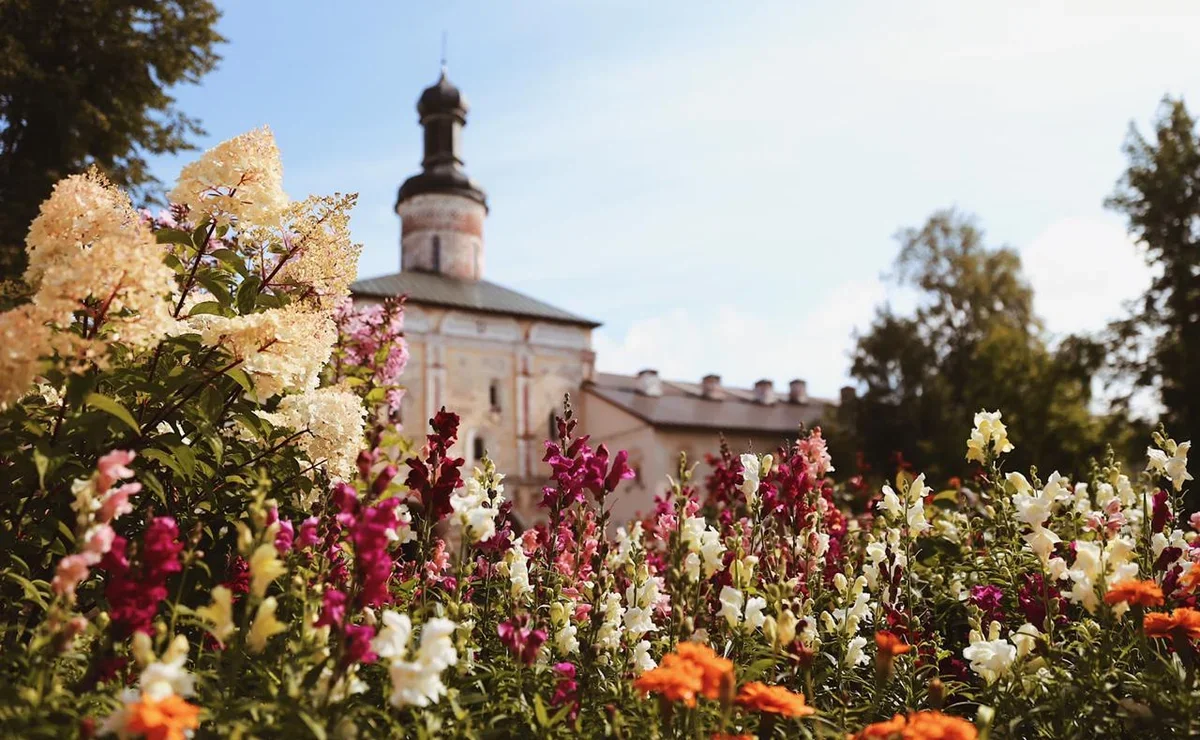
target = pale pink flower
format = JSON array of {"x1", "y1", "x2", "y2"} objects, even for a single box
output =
[
  {"x1": 96, "y1": 450, "x2": 136, "y2": 492},
  {"x1": 82, "y1": 524, "x2": 116, "y2": 558},
  {"x1": 98, "y1": 482, "x2": 140, "y2": 523},
  {"x1": 52, "y1": 554, "x2": 93, "y2": 598}
]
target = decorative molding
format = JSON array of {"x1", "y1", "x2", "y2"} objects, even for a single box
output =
[{"x1": 529, "y1": 322, "x2": 589, "y2": 350}]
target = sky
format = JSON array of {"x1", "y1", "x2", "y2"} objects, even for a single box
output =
[{"x1": 146, "y1": 0, "x2": 1200, "y2": 401}]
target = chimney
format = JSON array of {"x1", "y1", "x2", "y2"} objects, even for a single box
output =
[
  {"x1": 788, "y1": 379, "x2": 808, "y2": 404},
  {"x1": 753, "y1": 379, "x2": 776, "y2": 405},
  {"x1": 635, "y1": 369, "x2": 662, "y2": 397},
  {"x1": 839, "y1": 385, "x2": 857, "y2": 406},
  {"x1": 701, "y1": 373, "x2": 723, "y2": 400}
]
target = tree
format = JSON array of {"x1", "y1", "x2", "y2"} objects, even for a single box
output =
[
  {"x1": 1107, "y1": 96, "x2": 1200, "y2": 499},
  {"x1": 846, "y1": 209, "x2": 1126, "y2": 483},
  {"x1": 0, "y1": 0, "x2": 224, "y2": 279}
]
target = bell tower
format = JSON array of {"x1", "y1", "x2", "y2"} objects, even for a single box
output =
[{"x1": 396, "y1": 67, "x2": 488, "y2": 281}]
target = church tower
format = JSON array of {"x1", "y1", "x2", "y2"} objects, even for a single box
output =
[{"x1": 396, "y1": 68, "x2": 488, "y2": 281}]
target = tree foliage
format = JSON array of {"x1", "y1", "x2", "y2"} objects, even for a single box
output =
[
  {"x1": 844, "y1": 209, "x2": 1135, "y2": 483},
  {"x1": 0, "y1": 0, "x2": 224, "y2": 279},
  {"x1": 1106, "y1": 96, "x2": 1200, "y2": 505}
]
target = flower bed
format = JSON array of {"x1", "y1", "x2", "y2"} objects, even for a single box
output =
[{"x1": 0, "y1": 130, "x2": 1197, "y2": 739}]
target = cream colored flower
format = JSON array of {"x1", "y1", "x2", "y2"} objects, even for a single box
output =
[
  {"x1": 966, "y1": 410, "x2": 1014, "y2": 463},
  {"x1": 247, "y1": 597, "x2": 287, "y2": 653},
  {"x1": 196, "y1": 586, "x2": 236, "y2": 643},
  {"x1": 169, "y1": 127, "x2": 288, "y2": 226},
  {"x1": 263, "y1": 386, "x2": 367, "y2": 483},
  {"x1": 191, "y1": 307, "x2": 336, "y2": 400},
  {"x1": 249, "y1": 543, "x2": 287, "y2": 598}
]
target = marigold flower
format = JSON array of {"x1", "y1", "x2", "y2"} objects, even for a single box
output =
[
  {"x1": 853, "y1": 710, "x2": 977, "y2": 739},
  {"x1": 734, "y1": 681, "x2": 815, "y2": 718},
  {"x1": 1144, "y1": 608, "x2": 1200, "y2": 642},
  {"x1": 875, "y1": 631, "x2": 913, "y2": 658},
  {"x1": 632, "y1": 659, "x2": 704, "y2": 707},
  {"x1": 1104, "y1": 579, "x2": 1164, "y2": 608},
  {"x1": 126, "y1": 694, "x2": 201, "y2": 740},
  {"x1": 674, "y1": 642, "x2": 734, "y2": 700}
]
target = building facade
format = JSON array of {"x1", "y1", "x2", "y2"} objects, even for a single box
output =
[{"x1": 351, "y1": 71, "x2": 839, "y2": 526}]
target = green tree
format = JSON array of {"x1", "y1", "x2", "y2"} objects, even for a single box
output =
[
  {"x1": 846, "y1": 209, "x2": 1126, "y2": 483},
  {"x1": 0, "y1": 0, "x2": 224, "y2": 279},
  {"x1": 1107, "y1": 96, "x2": 1200, "y2": 499}
]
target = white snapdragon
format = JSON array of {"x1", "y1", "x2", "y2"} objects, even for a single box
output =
[
  {"x1": 449, "y1": 471, "x2": 502, "y2": 544},
  {"x1": 845, "y1": 635, "x2": 870, "y2": 667},
  {"x1": 595, "y1": 592, "x2": 625, "y2": 653},
  {"x1": 680, "y1": 515, "x2": 726, "y2": 580},
  {"x1": 373, "y1": 612, "x2": 459, "y2": 708},
  {"x1": 551, "y1": 600, "x2": 580, "y2": 656},
  {"x1": 1148, "y1": 440, "x2": 1193, "y2": 492},
  {"x1": 1065, "y1": 537, "x2": 1139, "y2": 613},
  {"x1": 500, "y1": 537, "x2": 533, "y2": 603},
  {"x1": 878, "y1": 474, "x2": 931, "y2": 533},
  {"x1": 631, "y1": 639, "x2": 657, "y2": 673},
  {"x1": 966, "y1": 409, "x2": 1015, "y2": 463},
  {"x1": 739, "y1": 453, "x2": 770, "y2": 505},
  {"x1": 962, "y1": 621, "x2": 1017, "y2": 684}
]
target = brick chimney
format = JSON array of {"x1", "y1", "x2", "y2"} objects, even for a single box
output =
[
  {"x1": 635, "y1": 368, "x2": 662, "y2": 397},
  {"x1": 753, "y1": 379, "x2": 776, "y2": 405},
  {"x1": 701, "y1": 374, "x2": 723, "y2": 400},
  {"x1": 788, "y1": 379, "x2": 808, "y2": 404}
]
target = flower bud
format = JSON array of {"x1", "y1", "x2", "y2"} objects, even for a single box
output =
[{"x1": 928, "y1": 677, "x2": 946, "y2": 709}]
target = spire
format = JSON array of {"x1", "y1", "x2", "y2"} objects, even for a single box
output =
[{"x1": 397, "y1": 66, "x2": 487, "y2": 210}]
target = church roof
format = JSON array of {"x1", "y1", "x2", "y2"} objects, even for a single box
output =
[
  {"x1": 351, "y1": 270, "x2": 601, "y2": 328},
  {"x1": 584, "y1": 372, "x2": 834, "y2": 435}
]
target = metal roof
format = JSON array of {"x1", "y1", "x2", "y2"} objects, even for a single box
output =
[
  {"x1": 351, "y1": 271, "x2": 601, "y2": 328},
  {"x1": 584, "y1": 372, "x2": 834, "y2": 435}
]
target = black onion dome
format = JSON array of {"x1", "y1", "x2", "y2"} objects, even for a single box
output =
[
  {"x1": 417, "y1": 70, "x2": 468, "y2": 119},
  {"x1": 397, "y1": 69, "x2": 487, "y2": 210}
]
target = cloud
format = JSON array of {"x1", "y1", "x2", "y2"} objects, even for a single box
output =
[
  {"x1": 592, "y1": 277, "x2": 886, "y2": 400},
  {"x1": 1020, "y1": 217, "x2": 1152, "y2": 336}
]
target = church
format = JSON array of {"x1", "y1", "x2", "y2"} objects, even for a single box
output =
[{"x1": 351, "y1": 70, "x2": 840, "y2": 525}]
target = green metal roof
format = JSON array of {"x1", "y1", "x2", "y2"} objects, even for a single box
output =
[{"x1": 351, "y1": 271, "x2": 601, "y2": 328}]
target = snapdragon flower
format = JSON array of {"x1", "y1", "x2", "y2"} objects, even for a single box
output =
[
  {"x1": 962, "y1": 621, "x2": 1018, "y2": 684},
  {"x1": 966, "y1": 409, "x2": 1015, "y2": 463},
  {"x1": 1148, "y1": 439, "x2": 1193, "y2": 492}
]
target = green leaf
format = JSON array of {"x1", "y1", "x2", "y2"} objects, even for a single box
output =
[
  {"x1": 187, "y1": 300, "x2": 224, "y2": 317},
  {"x1": 297, "y1": 712, "x2": 327, "y2": 740},
  {"x1": 142, "y1": 448, "x2": 184, "y2": 477},
  {"x1": 237, "y1": 276, "x2": 262, "y2": 315},
  {"x1": 5, "y1": 572, "x2": 49, "y2": 610},
  {"x1": 32, "y1": 448, "x2": 49, "y2": 488},
  {"x1": 85, "y1": 393, "x2": 140, "y2": 434},
  {"x1": 533, "y1": 694, "x2": 549, "y2": 727},
  {"x1": 155, "y1": 228, "x2": 191, "y2": 245},
  {"x1": 741, "y1": 656, "x2": 778, "y2": 683}
]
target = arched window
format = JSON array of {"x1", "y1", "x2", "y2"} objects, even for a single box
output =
[
  {"x1": 548, "y1": 410, "x2": 557, "y2": 441},
  {"x1": 431, "y1": 235, "x2": 441, "y2": 272},
  {"x1": 473, "y1": 436, "x2": 486, "y2": 461}
]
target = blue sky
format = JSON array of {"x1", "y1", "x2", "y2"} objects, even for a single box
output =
[{"x1": 147, "y1": 0, "x2": 1200, "y2": 400}]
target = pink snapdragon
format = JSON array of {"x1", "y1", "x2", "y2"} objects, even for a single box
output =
[{"x1": 498, "y1": 616, "x2": 547, "y2": 666}]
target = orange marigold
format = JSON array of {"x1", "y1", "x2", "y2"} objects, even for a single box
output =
[
  {"x1": 854, "y1": 710, "x2": 977, "y2": 740},
  {"x1": 633, "y1": 660, "x2": 704, "y2": 707},
  {"x1": 1144, "y1": 607, "x2": 1200, "y2": 642},
  {"x1": 1104, "y1": 579, "x2": 1164, "y2": 608},
  {"x1": 675, "y1": 641, "x2": 734, "y2": 699},
  {"x1": 875, "y1": 631, "x2": 913, "y2": 658},
  {"x1": 734, "y1": 681, "x2": 816, "y2": 718},
  {"x1": 126, "y1": 695, "x2": 202, "y2": 740}
]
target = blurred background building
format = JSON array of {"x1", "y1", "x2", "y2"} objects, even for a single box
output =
[{"x1": 352, "y1": 70, "x2": 839, "y2": 525}]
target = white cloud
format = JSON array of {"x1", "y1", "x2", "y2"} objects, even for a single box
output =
[
  {"x1": 1021, "y1": 217, "x2": 1152, "y2": 336},
  {"x1": 592, "y1": 277, "x2": 886, "y2": 400}
]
